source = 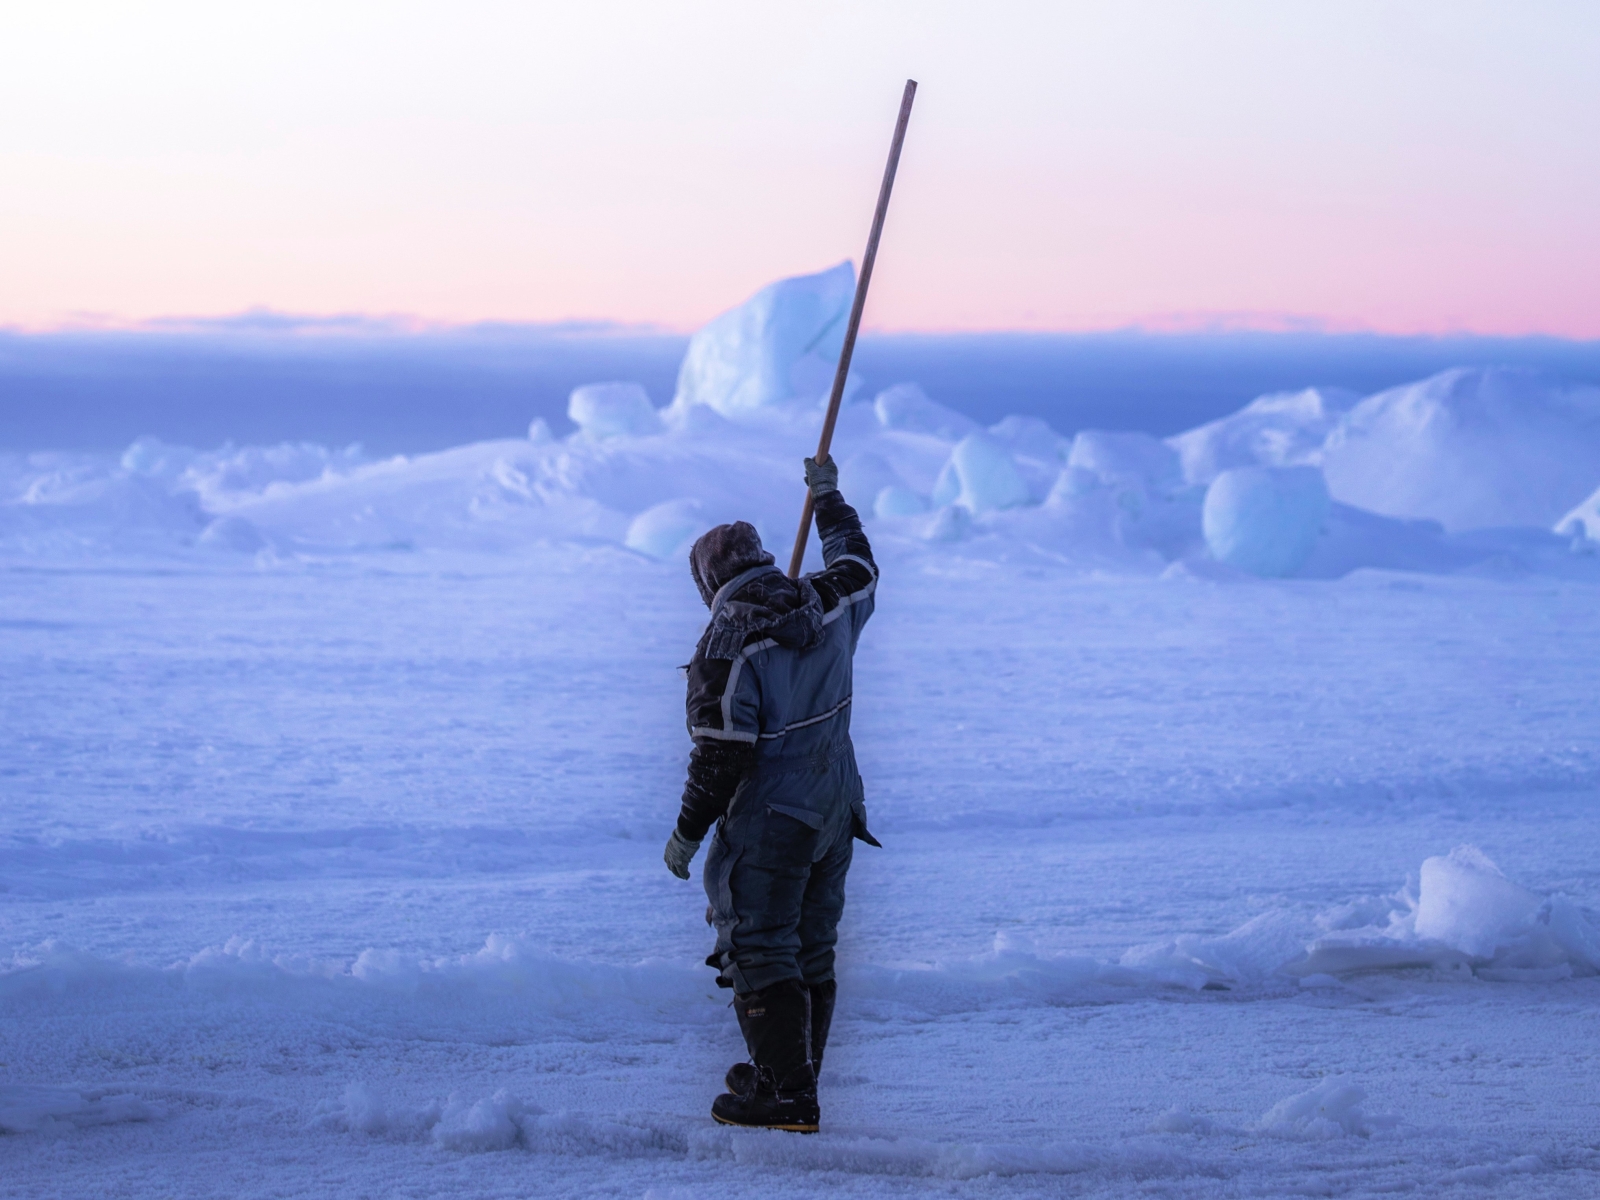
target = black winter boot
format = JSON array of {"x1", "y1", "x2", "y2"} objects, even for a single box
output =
[
  {"x1": 712, "y1": 980, "x2": 819, "y2": 1132},
  {"x1": 725, "y1": 978, "x2": 837, "y2": 1097},
  {"x1": 808, "y1": 978, "x2": 837, "y2": 1076}
]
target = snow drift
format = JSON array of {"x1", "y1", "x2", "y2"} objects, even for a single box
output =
[
  {"x1": 1320, "y1": 367, "x2": 1600, "y2": 532},
  {"x1": 6, "y1": 849, "x2": 1593, "y2": 1024}
]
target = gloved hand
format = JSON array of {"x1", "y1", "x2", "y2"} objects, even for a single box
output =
[
  {"x1": 803, "y1": 455, "x2": 839, "y2": 499},
  {"x1": 663, "y1": 829, "x2": 702, "y2": 880}
]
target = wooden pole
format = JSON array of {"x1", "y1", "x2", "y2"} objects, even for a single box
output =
[{"x1": 787, "y1": 79, "x2": 917, "y2": 578}]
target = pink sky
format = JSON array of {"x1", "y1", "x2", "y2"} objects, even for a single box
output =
[{"x1": 3, "y1": 2, "x2": 1598, "y2": 337}]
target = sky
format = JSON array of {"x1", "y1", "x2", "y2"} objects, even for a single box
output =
[{"x1": 2, "y1": 1, "x2": 1598, "y2": 336}]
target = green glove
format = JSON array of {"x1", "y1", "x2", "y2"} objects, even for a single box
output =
[
  {"x1": 663, "y1": 829, "x2": 702, "y2": 880},
  {"x1": 804, "y1": 455, "x2": 839, "y2": 499}
]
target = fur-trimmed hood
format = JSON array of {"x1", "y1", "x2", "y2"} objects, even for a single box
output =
[{"x1": 690, "y1": 521, "x2": 825, "y2": 661}]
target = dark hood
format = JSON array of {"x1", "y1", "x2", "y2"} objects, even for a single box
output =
[
  {"x1": 691, "y1": 524, "x2": 824, "y2": 660},
  {"x1": 689, "y1": 521, "x2": 773, "y2": 606}
]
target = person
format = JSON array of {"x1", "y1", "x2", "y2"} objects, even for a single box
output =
[{"x1": 662, "y1": 455, "x2": 881, "y2": 1133}]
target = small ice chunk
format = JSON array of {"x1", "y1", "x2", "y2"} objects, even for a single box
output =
[
  {"x1": 874, "y1": 485, "x2": 928, "y2": 518},
  {"x1": 568, "y1": 383, "x2": 662, "y2": 440},
  {"x1": 1067, "y1": 431, "x2": 1182, "y2": 493},
  {"x1": 0, "y1": 1085, "x2": 157, "y2": 1135},
  {"x1": 1414, "y1": 845, "x2": 1543, "y2": 958},
  {"x1": 1169, "y1": 387, "x2": 1360, "y2": 485},
  {"x1": 988, "y1": 415, "x2": 1068, "y2": 462},
  {"x1": 624, "y1": 499, "x2": 704, "y2": 561},
  {"x1": 1202, "y1": 466, "x2": 1331, "y2": 577},
  {"x1": 837, "y1": 452, "x2": 903, "y2": 504},
  {"x1": 930, "y1": 434, "x2": 1030, "y2": 514},
  {"x1": 1148, "y1": 1106, "x2": 1215, "y2": 1135},
  {"x1": 1297, "y1": 973, "x2": 1343, "y2": 989},
  {"x1": 873, "y1": 383, "x2": 980, "y2": 440},
  {"x1": 120, "y1": 436, "x2": 197, "y2": 481},
  {"x1": 197, "y1": 516, "x2": 267, "y2": 553},
  {"x1": 1545, "y1": 895, "x2": 1600, "y2": 972},
  {"x1": 1557, "y1": 482, "x2": 1600, "y2": 542},
  {"x1": 1254, "y1": 1078, "x2": 1382, "y2": 1140},
  {"x1": 431, "y1": 1089, "x2": 530, "y2": 1152},
  {"x1": 923, "y1": 504, "x2": 972, "y2": 542}
]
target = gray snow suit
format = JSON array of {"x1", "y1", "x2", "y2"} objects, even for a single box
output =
[{"x1": 675, "y1": 491, "x2": 880, "y2": 995}]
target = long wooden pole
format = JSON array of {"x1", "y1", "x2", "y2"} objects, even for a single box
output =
[{"x1": 787, "y1": 78, "x2": 917, "y2": 578}]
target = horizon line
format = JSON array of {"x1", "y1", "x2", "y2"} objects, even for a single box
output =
[{"x1": 6, "y1": 306, "x2": 1600, "y2": 345}]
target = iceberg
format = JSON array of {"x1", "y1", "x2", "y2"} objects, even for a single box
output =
[{"x1": 670, "y1": 262, "x2": 854, "y2": 418}]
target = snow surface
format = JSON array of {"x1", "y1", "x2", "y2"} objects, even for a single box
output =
[{"x1": 5, "y1": 266, "x2": 1600, "y2": 1196}]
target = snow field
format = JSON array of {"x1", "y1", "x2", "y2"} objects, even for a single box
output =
[{"x1": 4, "y1": 551, "x2": 1599, "y2": 1196}]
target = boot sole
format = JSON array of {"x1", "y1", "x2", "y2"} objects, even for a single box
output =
[{"x1": 711, "y1": 1112, "x2": 818, "y2": 1134}]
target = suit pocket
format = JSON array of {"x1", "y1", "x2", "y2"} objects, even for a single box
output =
[
  {"x1": 767, "y1": 803, "x2": 823, "y2": 830},
  {"x1": 756, "y1": 803, "x2": 822, "y2": 869}
]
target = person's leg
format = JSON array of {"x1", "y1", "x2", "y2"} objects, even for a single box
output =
[
  {"x1": 703, "y1": 804, "x2": 824, "y2": 1129},
  {"x1": 797, "y1": 822, "x2": 852, "y2": 1076},
  {"x1": 796, "y1": 824, "x2": 852, "y2": 988},
  {"x1": 704, "y1": 804, "x2": 818, "y2": 994}
]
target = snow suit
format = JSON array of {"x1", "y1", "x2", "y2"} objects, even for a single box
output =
[{"x1": 674, "y1": 490, "x2": 880, "y2": 996}]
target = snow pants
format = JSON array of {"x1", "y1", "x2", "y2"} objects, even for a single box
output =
[{"x1": 702, "y1": 738, "x2": 867, "y2": 996}]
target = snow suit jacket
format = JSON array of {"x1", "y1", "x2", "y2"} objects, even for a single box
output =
[{"x1": 674, "y1": 490, "x2": 880, "y2": 846}]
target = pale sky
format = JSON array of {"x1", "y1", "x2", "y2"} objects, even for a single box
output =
[{"x1": 3, "y1": 1, "x2": 1598, "y2": 335}]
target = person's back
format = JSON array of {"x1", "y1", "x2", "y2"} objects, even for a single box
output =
[{"x1": 663, "y1": 456, "x2": 879, "y2": 1132}]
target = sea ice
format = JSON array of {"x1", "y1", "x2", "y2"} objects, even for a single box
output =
[
  {"x1": 624, "y1": 498, "x2": 705, "y2": 561},
  {"x1": 986, "y1": 415, "x2": 1070, "y2": 465},
  {"x1": 836, "y1": 451, "x2": 906, "y2": 506},
  {"x1": 6, "y1": 271, "x2": 1600, "y2": 599},
  {"x1": 1557, "y1": 481, "x2": 1600, "y2": 541},
  {"x1": 1414, "y1": 846, "x2": 1546, "y2": 958},
  {"x1": 1169, "y1": 386, "x2": 1360, "y2": 485},
  {"x1": 1320, "y1": 367, "x2": 1600, "y2": 531},
  {"x1": 1253, "y1": 1079, "x2": 1388, "y2": 1141},
  {"x1": 1201, "y1": 465, "x2": 1331, "y2": 577},
  {"x1": 670, "y1": 262, "x2": 854, "y2": 417},
  {"x1": 568, "y1": 382, "x2": 662, "y2": 440},
  {"x1": 1066, "y1": 430, "x2": 1183, "y2": 494},
  {"x1": 929, "y1": 433, "x2": 1030, "y2": 514},
  {"x1": 922, "y1": 503, "x2": 973, "y2": 541},
  {"x1": 873, "y1": 382, "x2": 980, "y2": 440},
  {"x1": 874, "y1": 484, "x2": 928, "y2": 517},
  {"x1": 0, "y1": 1085, "x2": 157, "y2": 1135}
]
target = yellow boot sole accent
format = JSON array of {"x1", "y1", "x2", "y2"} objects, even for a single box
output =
[{"x1": 712, "y1": 1111, "x2": 819, "y2": 1134}]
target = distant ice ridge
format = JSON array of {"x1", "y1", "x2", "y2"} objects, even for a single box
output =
[{"x1": 4, "y1": 266, "x2": 1600, "y2": 578}]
